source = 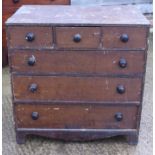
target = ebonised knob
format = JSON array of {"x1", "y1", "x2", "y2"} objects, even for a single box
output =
[
  {"x1": 25, "y1": 32, "x2": 35, "y2": 42},
  {"x1": 28, "y1": 55, "x2": 36, "y2": 66},
  {"x1": 31, "y1": 112, "x2": 39, "y2": 120},
  {"x1": 29, "y1": 83, "x2": 38, "y2": 93},
  {"x1": 115, "y1": 112, "x2": 123, "y2": 121},
  {"x1": 12, "y1": 0, "x2": 19, "y2": 3},
  {"x1": 73, "y1": 34, "x2": 81, "y2": 42},
  {"x1": 119, "y1": 58, "x2": 127, "y2": 68},
  {"x1": 120, "y1": 34, "x2": 129, "y2": 43},
  {"x1": 116, "y1": 85, "x2": 125, "y2": 94}
]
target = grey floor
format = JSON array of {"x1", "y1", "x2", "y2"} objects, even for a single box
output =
[{"x1": 2, "y1": 34, "x2": 152, "y2": 155}]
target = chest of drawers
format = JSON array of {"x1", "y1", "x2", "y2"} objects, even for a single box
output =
[
  {"x1": 6, "y1": 5, "x2": 150, "y2": 144},
  {"x1": 2, "y1": 0, "x2": 70, "y2": 66}
]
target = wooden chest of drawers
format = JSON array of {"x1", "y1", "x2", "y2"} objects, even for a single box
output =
[
  {"x1": 6, "y1": 5, "x2": 150, "y2": 144},
  {"x1": 2, "y1": 0, "x2": 70, "y2": 66}
]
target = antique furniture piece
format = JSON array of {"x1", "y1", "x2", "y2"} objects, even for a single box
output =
[
  {"x1": 6, "y1": 5, "x2": 150, "y2": 144},
  {"x1": 2, "y1": 0, "x2": 70, "y2": 66}
]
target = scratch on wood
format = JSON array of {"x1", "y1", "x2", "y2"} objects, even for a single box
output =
[
  {"x1": 113, "y1": 60, "x2": 116, "y2": 64},
  {"x1": 85, "y1": 108, "x2": 89, "y2": 111},
  {"x1": 105, "y1": 79, "x2": 109, "y2": 90},
  {"x1": 53, "y1": 107, "x2": 60, "y2": 111}
]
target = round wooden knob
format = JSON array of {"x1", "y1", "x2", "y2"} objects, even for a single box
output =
[
  {"x1": 120, "y1": 34, "x2": 129, "y2": 43},
  {"x1": 12, "y1": 0, "x2": 19, "y2": 3},
  {"x1": 25, "y1": 32, "x2": 35, "y2": 42},
  {"x1": 115, "y1": 112, "x2": 123, "y2": 121},
  {"x1": 31, "y1": 112, "x2": 39, "y2": 120},
  {"x1": 73, "y1": 34, "x2": 81, "y2": 42},
  {"x1": 28, "y1": 55, "x2": 36, "y2": 66},
  {"x1": 29, "y1": 83, "x2": 38, "y2": 93},
  {"x1": 119, "y1": 58, "x2": 127, "y2": 68},
  {"x1": 117, "y1": 85, "x2": 125, "y2": 94}
]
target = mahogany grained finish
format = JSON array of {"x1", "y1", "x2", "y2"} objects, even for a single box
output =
[
  {"x1": 7, "y1": 26, "x2": 53, "y2": 49},
  {"x1": 55, "y1": 27, "x2": 101, "y2": 49},
  {"x1": 6, "y1": 5, "x2": 150, "y2": 144},
  {"x1": 56, "y1": 26, "x2": 148, "y2": 50},
  {"x1": 12, "y1": 75, "x2": 142, "y2": 102},
  {"x1": 9, "y1": 50, "x2": 145, "y2": 75},
  {"x1": 2, "y1": 5, "x2": 16, "y2": 66},
  {"x1": 2, "y1": 28, "x2": 8, "y2": 66},
  {"x1": 2, "y1": 0, "x2": 71, "y2": 66},
  {"x1": 3, "y1": 0, "x2": 70, "y2": 6},
  {"x1": 102, "y1": 27, "x2": 148, "y2": 50},
  {"x1": 15, "y1": 104, "x2": 138, "y2": 129}
]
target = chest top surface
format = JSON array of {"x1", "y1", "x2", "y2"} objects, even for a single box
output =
[{"x1": 6, "y1": 5, "x2": 149, "y2": 26}]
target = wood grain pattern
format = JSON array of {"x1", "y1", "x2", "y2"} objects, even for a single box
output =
[
  {"x1": 3, "y1": 6, "x2": 17, "y2": 66},
  {"x1": 2, "y1": 27, "x2": 8, "y2": 66},
  {"x1": 7, "y1": 26, "x2": 148, "y2": 50},
  {"x1": 15, "y1": 104, "x2": 138, "y2": 129},
  {"x1": 7, "y1": 26, "x2": 53, "y2": 49},
  {"x1": 2, "y1": 0, "x2": 70, "y2": 66},
  {"x1": 12, "y1": 75, "x2": 142, "y2": 102},
  {"x1": 102, "y1": 26, "x2": 148, "y2": 50},
  {"x1": 10, "y1": 50, "x2": 145, "y2": 75},
  {"x1": 6, "y1": 5, "x2": 150, "y2": 144},
  {"x1": 3, "y1": 0, "x2": 70, "y2": 7},
  {"x1": 56, "y1": 27, "x2": 101, "y2": 49}
]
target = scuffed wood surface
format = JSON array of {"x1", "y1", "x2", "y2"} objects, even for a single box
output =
[
  {"x1": 12, "y1": 75, "x2": 142, "y2": 102},
  {"x1": 10, "y1": 50, "x2": 145, "y2": 75},
  {"x1": 6, "y1": 5, "x2": 150, "y2": 26},
  {"x1": 15, "y1": 104, "x2": 138, "y2": 129}
]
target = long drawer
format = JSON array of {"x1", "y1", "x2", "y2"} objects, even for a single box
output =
[
  {"x1": 12, "y1": 75, "x2": 142, "y2": 102},
  {"x1": 15, "y1": 104, "x2": 138, "y2": 129},
  {"x1": 10, "y1": 50, "x2": 145, "y2": 75}
]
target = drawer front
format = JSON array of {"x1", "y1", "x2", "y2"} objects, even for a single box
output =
[
  {"x1": 10, "y1": 50, "x2": 145, "y2": 75},
  {"x1": 12, "y1": 76, "x2": 142, "y2": 102},
  {"x1": 3, "y1": 0, "x2": 70, "y2": 7},
  {"x1": 102, "y1": 27, "x2": 148, "y2": 50},
  {"x1": 7, "y1": 26, "x2": 53, "y2": 49},
  {"x1": 15, "y1": 104, "x2": 138, "y2": 129},
  {"x1": 56, "y1": 27, "x2": 101, "y2": 49}
]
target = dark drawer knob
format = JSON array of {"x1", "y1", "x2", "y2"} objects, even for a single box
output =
[
  {"x1": 12, "y1": 0, "x2": 19, "y2": 3},
  {"x1": 25, "y1": 32, "x2": 35, "y2": 42},
  {"x1": 29, "y1": 83, "x2": 38, "y2": 93},
  {"x1": 28, "y1": 55, "x2": 36, "y2": 66},
  {"x1": 73, "y1": 34, "x2": 81, "y2": 42},
  {"x1": 116, "y1": 85, "x2": 125, "y2": 94},
  {"x1": 119, "y1": 58, "x2": 127, "y2": 68},
  {"x1": 31, "y1": 112, "x2": 39, "y2": 120},
  {"x1": 120, "y1": 34, "x2": 129, "y2": 43},
  {"x1": 115, "y1": 112, "x2": 123, "y2": 121}
]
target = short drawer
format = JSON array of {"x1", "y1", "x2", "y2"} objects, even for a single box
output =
[
  {"x1": 56, "y1": 27, "x2": 101, "y2": 49},
  {"x1": 12, "y1": 76, "x2": 142, "y2": 102},
  {"x1": 15, "y1": 104, "x2": 138, "y2": 129},
  {"x1": 102, "y1": 27, "x2": 148, "y2": 50},
  {"x1": 10, "y1": 50, "x2": 145, "y2": 75},
  {"x1": 7, "y1": 26, "x2": 53, "y2": 49}
]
